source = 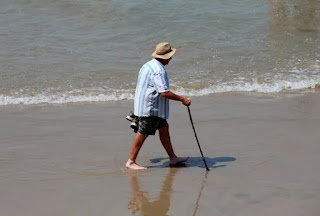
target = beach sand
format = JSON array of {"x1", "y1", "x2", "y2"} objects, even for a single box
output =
[{"x1": 1, "y1": 92, "x2": 320, "y2": 216}]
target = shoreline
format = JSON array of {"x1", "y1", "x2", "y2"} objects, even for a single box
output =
[
  {"x1": 1, "y1": 87, "x2": 319, "y2": 108},
  {"x1": 0, "y1": 84, "x2": 319, "y2": 107}
]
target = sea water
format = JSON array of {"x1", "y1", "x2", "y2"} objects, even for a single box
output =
[{"x1": 0, "y1": 0, "x2": 319, "y2": 105}]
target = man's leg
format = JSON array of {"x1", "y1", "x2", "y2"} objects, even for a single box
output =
[
  {"x1": 126, "y1": 133, "x2": 148, "y2": 170},
  {"x1": 158, "y1": 126, "x2": 189, "y2": 165}
]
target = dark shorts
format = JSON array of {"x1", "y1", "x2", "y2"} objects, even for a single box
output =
[{"x1": 138, "y1": 116, "x2": 168, "y2": 136}]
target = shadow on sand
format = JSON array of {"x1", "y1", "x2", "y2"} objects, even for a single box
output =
[{"x1": 148, "y1": 156, "x2": 236, "y2": 169}]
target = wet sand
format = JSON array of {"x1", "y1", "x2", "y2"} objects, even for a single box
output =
[{"x1": 1, "y1": 92, "x2": 320, "y2": 216}]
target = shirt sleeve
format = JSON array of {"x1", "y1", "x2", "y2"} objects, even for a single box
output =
[{"x1": 151, "y1": 70, "x2": 169, "y2": 93}]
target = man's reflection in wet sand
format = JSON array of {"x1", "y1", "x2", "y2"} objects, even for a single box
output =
[{"x1": 128, "y1": 168, "x2": 178, "y2": 216}]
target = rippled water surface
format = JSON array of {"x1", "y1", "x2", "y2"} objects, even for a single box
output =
[{"x1": 0, "y1": 0, "x2": 319, "y2": 105}]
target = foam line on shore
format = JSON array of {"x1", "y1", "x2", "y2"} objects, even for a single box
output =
[{"x1": 0, "y1": 77, "x2": 319, "y2": 106}]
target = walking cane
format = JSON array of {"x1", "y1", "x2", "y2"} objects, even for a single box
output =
[{"x1": 187, "y1": 106, "x2": 210, "y2": 171}]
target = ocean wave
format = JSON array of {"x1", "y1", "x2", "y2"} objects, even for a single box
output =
[
  {"x1": 174, "y1": 77, "x2": 320, "y2": 96},
  {"x1": 0, "y1": 91, "x2": 134, "y2": 106},
  {"x1": 0, "y1": 77, "x2": 319, "y2": 106}
]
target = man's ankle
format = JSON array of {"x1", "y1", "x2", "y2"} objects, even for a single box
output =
[{"x1": 127, "y1": 159, "x2": 135, "y2": 164}]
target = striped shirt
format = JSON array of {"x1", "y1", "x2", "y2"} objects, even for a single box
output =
[{"x1": 134, "y1": 59, "x2": 170, "y2": 119}]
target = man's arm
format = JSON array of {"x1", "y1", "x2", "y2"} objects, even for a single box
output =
[{"x1": 161, "y1": 91, "x2": 191, "y2": 106}]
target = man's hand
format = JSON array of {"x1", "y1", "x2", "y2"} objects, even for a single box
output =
[
  {"x1": 161, "y1": 91, "x2": 191, "y2": 106},
  {"x1": 182, "y1": 97, "x2": 191, "y2": 106}
]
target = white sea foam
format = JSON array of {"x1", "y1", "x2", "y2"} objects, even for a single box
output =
[
  {"x1": 175, "y1": 77, "x2": 320, "y2": 96},
  {"x1": 0, "y1": 76, "x2": 319, "y2": 106},
  {"x1": 0, "y1": 91, "x2": 134, "y2": 106}
]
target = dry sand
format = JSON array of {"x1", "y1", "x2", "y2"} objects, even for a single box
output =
[{"x1": 1, "y1": 92, "x2": 320, "y2": 216}]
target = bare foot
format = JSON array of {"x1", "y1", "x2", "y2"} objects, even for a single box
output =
[
  {"x1": 170, "y1": 156, "x2": 189, "y2": 165},
  {"x1": 126, "y1": 159, "x2": 147, "y2": 170}
]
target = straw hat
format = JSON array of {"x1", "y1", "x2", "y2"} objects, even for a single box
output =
[{"x1": 152, "y1": 42, "x2": 176, "y2": 59}]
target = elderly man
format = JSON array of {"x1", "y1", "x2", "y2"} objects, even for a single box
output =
[{"x1": 126, "y1": 42, "x2": 191, "y2": 170}]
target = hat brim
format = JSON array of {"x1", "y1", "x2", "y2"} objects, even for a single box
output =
[{"x1": 152, "y1": 48, "x2": 176, "y2": 59}]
